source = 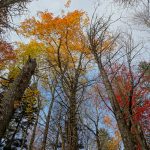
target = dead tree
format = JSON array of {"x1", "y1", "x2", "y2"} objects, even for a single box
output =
[{"x1": 0, "y1": 58, "x2": 36, "y2": 139}]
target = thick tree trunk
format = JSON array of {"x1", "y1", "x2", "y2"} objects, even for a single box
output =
[
  {"x1": 97, "y1": 61, "x2": 137, "y2": 150},
  {"x1": 132, "y1": 122, "x2": 149, "y2": 150},
  {"x1": 0, "y1": 58, "x2": 36, "y2": 139},
  {"x1": 67, "y1": 94, "x2": 78, "y2": 150},
  {"x1": 112, "y1": 66, "x2": 149, "y2": 150}
]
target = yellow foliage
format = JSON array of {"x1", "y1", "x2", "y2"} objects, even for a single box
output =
[
  {"x1": 22, "y1": 87, "x2": 39, "y2": 121},
  {"x1": 16, "y1": 40, "x2": 45, "y2": 61},
  {"x1": 106, "y1": 130, "x2": 121, "y2": 150},
  {"x1": 17, "y1": 10, "x2": 91, "y2": 72},
  {"x1": 107, "y1": 135, "x2": 121, "y2": 150},
  {"x1": 8, "y1": 66, "x2": 20, "y2": 79}
]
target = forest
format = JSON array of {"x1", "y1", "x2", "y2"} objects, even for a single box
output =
[{"x1": 0, "y1": 0, "x2": 149, "y2": 150}]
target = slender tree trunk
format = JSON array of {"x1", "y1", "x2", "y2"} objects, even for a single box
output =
[
  {"x1": 41, "y1": 94, "x2": 55, "y2": 150},
  {"x1": 29, "y1": 106, "x2": 40, "y2": 150},
  {"x1": 59, "y1": 126, "x2": 65, "y2": 150},
  {"x1": 54, "y1": 130, "x2": 59, "y2": 150},
  {"x1": 0, "y1": 58, "x2": 36, "y2": 139},
  {"x1": 21, "y1": 123, "x2": 29, "y2": 150},
  {"x1": 96, "y1": 132, "x2": 101, "y2": 150}
]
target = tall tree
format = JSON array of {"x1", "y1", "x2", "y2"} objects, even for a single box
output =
[
  {"x1": 87, "y1": 14, "x2": 149, "y2": 150},
  {"x1": 18, "y1": 10, "x2": 91, "y2": 150}
]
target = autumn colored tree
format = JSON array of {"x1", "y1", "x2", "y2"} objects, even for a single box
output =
[
  {"x1": 87, "y1": 13, "x2": 149, "y2": 150},
  {"x1": 111, "y1": 64, "x2": 149, "y2": 148},
  {"x1": 0, "y1": 40, "x2": 16, "y2": 93},
  {"x1": 18, "y1": 9, "x2": 91, "y2": 150},
  {"x1": 0, "y1": 1, "x2": 38, "y2": 148},
  {"x1": 98, "y1": 128, "x2": 121, "y2": 150},
  {"x1": 0, "y1": 40, "x2": 15, "y2": 70},
  {"x1": 138, "y1": 61, "x2": 150, "y2": 146},
  {"x1": 82, "y1": 82, "x2": 122, "y2": 150},
  {"x1": 1, "y1": 1, "x2": 148, "y2": 149}
]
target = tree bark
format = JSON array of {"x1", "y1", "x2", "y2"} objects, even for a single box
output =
[
  {"x1": 0, "y1": 58, "x2": 36, "y2": 138},
  {"x1": 67, "y1": 94, "x2": 78, "y2": 150},
  {"x1": 54, "y1": 130, "x2": 59, "y2": 150},
  {"x1": 96, "y1": 132, "x2": 101, "y2": 150},
  {"x1": 97, "y1": 61, "x2": 137, "y2": 150},
  {"x1": 41, "y1": 93, "x2": 55, "y2": 150},
  {"x1": 29, "y1": 103, "x2": 40, "y2": 150},
  {"x1": 59, "y1": 125, "x2": 65, "y2": 150}
]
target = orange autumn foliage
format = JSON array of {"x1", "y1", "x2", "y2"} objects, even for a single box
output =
[
  {"x1": 19, "y1": 10, "x2": 87, "y2": 48},
  {"x1": 17, "y1": 10, "x2": 91, "y2": 72}
]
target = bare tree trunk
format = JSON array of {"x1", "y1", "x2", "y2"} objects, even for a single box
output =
[
  {"x1": 87, "y1": 18, "x2": 139, "y2": 148},
  {"x1": 21, "y1": 123, "x2": 29, "y2": 150},
  {"x1": 54, "y1": 130, "x2": 59, "y2": 150},
  {"x1": 96, "y1": 132, "x2": 101, "y2": 150},
  {"x1": 97, "y1": 61, "x2": 137, "y2": 150},
  {"x1": 41, "y1": 93, "x2": 55, "y2": 150},
  {"x1": 29, "y1": 103, "x2": 40, "y2": 150},
  {"x1": 67, "y1": 94, "x2": 78, "y2": 150},
  {"x1": 59, "y1": 125, "x2": 65, "y2": 150},
  {"x1": 133, "y1": 122, "x2": 149, "y2": 150},
  {"x1": 0, "y1": 58, "x2": 36, "y2": 139}
]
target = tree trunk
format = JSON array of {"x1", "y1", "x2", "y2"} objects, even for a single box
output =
[
  {"x1": 97, "y1": 61, "x2": 137, "y2": 150},
  {"x1": 0, "y1": 58, "x2": 36, "y2": 139},
  {"x1": 67, "y1": 94, "x2": 78, "y2": 150},
  {"x1": 133, "y1": 122, "x2": 149, "y2": 150},
  {"x1": 54, "y1": 130, "x2": 59, "y2": 150},
  {"x1": 96, "y1": 132, "x2": 101, "y2": 150},
  {"x1": 29, "y1": 104, "x2": 40, "y2": 150},
  {"x1": 59, "y1": 126, "x2": 65, "y2": 150},
  {"x1": 41, "y1": 93, "x2": 55, "y2": 150}
]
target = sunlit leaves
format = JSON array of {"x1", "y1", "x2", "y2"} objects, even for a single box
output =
[
  {"x1": 16, "y1": 40, "x2": 45, "y2": 61},
  {"x1": 17, "y1": 10, "x2": 90, "y2": 73}
]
